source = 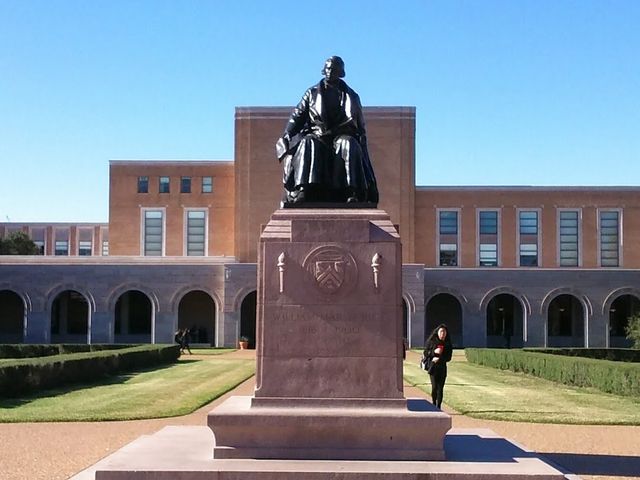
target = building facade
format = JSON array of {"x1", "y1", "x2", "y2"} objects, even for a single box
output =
[{"x1": 1, "y1": 107, "x2": 638, "y2": 348}]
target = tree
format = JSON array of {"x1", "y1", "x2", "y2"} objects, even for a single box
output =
[
  {"x1": 0, "y1": 231, "x2": 40, "y2": 255},
  {"x1": 626, "y1": 314, "x2": 640, "y2": 349}
]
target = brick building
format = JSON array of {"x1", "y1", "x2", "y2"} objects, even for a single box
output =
[{"x1": 1, "y1": 107, "x2": 638, "y2": 348}]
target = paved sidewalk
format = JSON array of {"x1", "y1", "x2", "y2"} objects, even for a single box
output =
[{"x1": 0, "y1": 349, "x2": 638, "y2": 480}]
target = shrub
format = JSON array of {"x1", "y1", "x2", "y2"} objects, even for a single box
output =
[
  {"x1": 0, "y1": 344, "x2": 132, "y2": 359},
  {"x1": 525, "y1": 348, "x2": 640, "y2": 362},
  {"x1": 626, "y1": 314, "x2": 640, "y2": 349},
  {"x1": 465, "y1": 348, "x2": 640, "y2": 397},
  {"x1": 0, "y1": 344, "x2": 180, "y2": 397}
]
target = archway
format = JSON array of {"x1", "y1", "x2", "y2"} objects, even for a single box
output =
[
  {"x1": 114, "y1": 290, "x2": 152, "y2": 343},
  {"x1": 547, "y1": 294, "x2": 585, "y2": 347},
  {"x1": 609, "y1": 294, "x2": 640, "y2": 348},
  {"x1": 425, "y1": 293, "x2": 463, "y2": 348},
  {"x1": 240, "y1": 291, "x2": 257, "y2": 349},
  {"x1": 486, "y1": 294, "x2": 524, "y2": 348},
  {"x1": 51, "y1": 290, "x2": 89, "y2": 343},
  {"x1": 178, "y1": 290, "x2": 216, "y2": 346},
  {"x1": 0, "y1": 290, "x2": 25, "y2": 343}
]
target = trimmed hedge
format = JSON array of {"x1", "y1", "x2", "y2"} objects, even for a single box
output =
[
  {"x1": 465, "y1": 348, "x2": 640, "y2": 397},
  {"x1": 524, "y1": 348, "x2": 640, "y2": 363},
  {"x1": 0, "y1": 344, "x2": 180, "y2": 397},
  {"x1": 0, "y1": 344, "x2": 133, "y2": 359}
]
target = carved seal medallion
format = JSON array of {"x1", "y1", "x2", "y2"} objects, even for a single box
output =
[{"x1": 303, "y1": 245, "x2": 358, "y2": 295}]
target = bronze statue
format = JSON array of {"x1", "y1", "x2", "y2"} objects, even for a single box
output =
[{"x1": 277, "y1": 56, "x2": 379, "y2": 205}]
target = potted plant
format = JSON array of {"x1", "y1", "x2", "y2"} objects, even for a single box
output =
[{"x1": 238, "y1": 336, "x2": 250, "y2": 350}]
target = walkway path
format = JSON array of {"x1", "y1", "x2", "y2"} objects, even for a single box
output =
[{"x1": 0, "y1": 349, "x2": 637, "y2": 480}]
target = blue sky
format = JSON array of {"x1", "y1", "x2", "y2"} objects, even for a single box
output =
[{"x1": 1, "y1": 0, "x2": 638, "y2": 222}]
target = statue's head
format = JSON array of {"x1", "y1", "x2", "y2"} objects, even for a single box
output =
[{"x1": 322, "y1": 56, "x2": 345, "y2": 82}]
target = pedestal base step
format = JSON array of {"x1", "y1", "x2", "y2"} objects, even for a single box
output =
[
  {"x1": 208, "y1": 396, "x2": 451, "y2": 460},
  {"x1": 71, "y1": 426, "x2": 577, "y2": 480}
]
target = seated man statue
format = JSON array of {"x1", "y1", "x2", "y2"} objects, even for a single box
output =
[{"x1": 276, "y1": 56, "x2": 379, "y2": 205}]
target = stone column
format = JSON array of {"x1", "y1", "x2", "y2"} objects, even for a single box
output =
[
  {"x1": 25, "y1": 310, "x2": 50, "y2": 343},
  {"x1": 525, "y1": 311, "x2": 547, "y2": 347},
  {"x1": 220, "y1": 310, "x2": 240, "y2": 348},
  {"x1": 588, "y1": 311, "x2": 607, "y2": 347},
  {"x1": 154, "y1": 311, "x2": 176, "y2": 344},
  {"x1": 90, "y1": 311, "x2": 113, "y2": 343}
]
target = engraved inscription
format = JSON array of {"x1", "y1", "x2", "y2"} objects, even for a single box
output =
[{"x1": 263, "y1": 304, "x2": 398, "y2": 357}]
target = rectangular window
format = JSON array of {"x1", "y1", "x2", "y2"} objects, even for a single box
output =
[
  {"x1": 186, "y1": 210, "x2": 206, "y2": 256},
  {"x1": 54, "y1": 228, "x2": 69, "y2": 256},
  {"x1": 479, "y1": 244, "x2": 498, "y2": 266},
  {"x1": 439, "y1": 211, "x2": 458, "y2": 235},
  {"x1": 34, "y1": 241, "x2": 45, "y2": 255},
  {"x1": 78, "y1": 228, "x2": 93, "y2": 256},
  {"x1": 439, "y1": 243, "x2": 458, "y2": 266},
  {"x1": 438, "y1": 210, "x2": 458, "y2": 266},
  {"x1": 559, "y1": 210, "x2": 579, "y2": 266},
  {"x1": 159, "y1": 176, "x2": 170, "y2": 193},
  {"x1": 202, "y1": 176, "x2": 213, "y2": 193},
  {"x1": 55, "y1": 241, "x2": 69, "y2": 256},
  {"x1": 519, "y1": 211, "x2": 538, "y2": 235},
  {"x1": 29, "y1": 227, "x2": 46, "y2": 255},
  {"x1": 479, "y1": 211, "x2": 498, "y2": 234},
  {"x1": 478, "y1": 210, "x2": 499, "y2": 266},
  {"x1": 137, "y1": 176, "x2": 149, "y2": 193},
  {"x1": 600, "y1": 211, "x2": 620, "y2": 267},
  {"x1": 144, "y1": 210, "x2": 164, "y2": 256},
  {"x1": 519, "y1": 243, "x2": 538, "y2": 266},
  {"x1": 181, "y1": 176, "x2": 191, "y2": 193},
  {"x1": 100, "y1": 227, "x2": 109, "y2": 256},
  {"x1": 78, "y1": 241, "x2": 92, "y2": 256},
  {"x1": 518, "y1": 210, "x2": 539, "y2": 266}
]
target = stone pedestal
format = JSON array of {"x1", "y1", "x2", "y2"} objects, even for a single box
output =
[
  {"x1": 208, "y1": 209, "x2": 451, "y2": 460},
  {"x1": 75, "y1": 209, "x2": 575, "y2": 479}
]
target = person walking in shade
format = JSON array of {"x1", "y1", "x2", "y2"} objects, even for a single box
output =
[{"x1": 423, "y1": 324, "x2": 453, "y2": 409}]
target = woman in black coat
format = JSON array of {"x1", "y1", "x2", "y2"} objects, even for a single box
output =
[{"x1": 423, "y1": 324, "x2": 453, "y2": 409}]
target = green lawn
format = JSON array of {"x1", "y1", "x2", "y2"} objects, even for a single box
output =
[
  {"x1": 3, "y1": 349, "x2": 639, "y2": 425},
  {"x1": 0, "y1": 355, "x2": 254, "y2": 422},
  {"x1": 187, "y1": 348, "x2": 236, "y2": 355},
  {"x1": 404, "y1": 351, "x2": 640, "y2": 425}
]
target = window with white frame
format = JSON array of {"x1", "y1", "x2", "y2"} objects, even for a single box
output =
[
  {"x1": 143, "y1": 210, "x2": 164, "y2": 256},
  {"x1": 559, "y1": 210, "x2": 579, "y2": 266},
  {"x1": 202, "y1": 176, "x2": 213, "y2": 193},
  {"x1": 186, "y1": 210, "x2": 206, "y2": 256},
  {"x1": 438, "y1": 210, "x2": 458, "y2": 266},
  {"x1": 518, "y1": 210, "x2": 539, "y2": 266},
  {"x1": 478, "y1": 210, "x2": 499, "y2": 266},
  {"x1": 599, "y1": 210, "x2": 620, "y2": 267},
  {"x1": 159, "y1": 176, "x2": 170, "y2": 193}
]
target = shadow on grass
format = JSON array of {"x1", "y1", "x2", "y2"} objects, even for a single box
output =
[
  {"x1": 461, "y1": 409, "x2": 567, "y2": 415},
  {"x1": 544, "y1": 452, "x2": 640, "y2": 477},
  {"x1": 0, "y1": 362, "x2": 187, "y2": 408},
  {"x1": 446, "y1": 382, "x2": 490, "y2": 387}
]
